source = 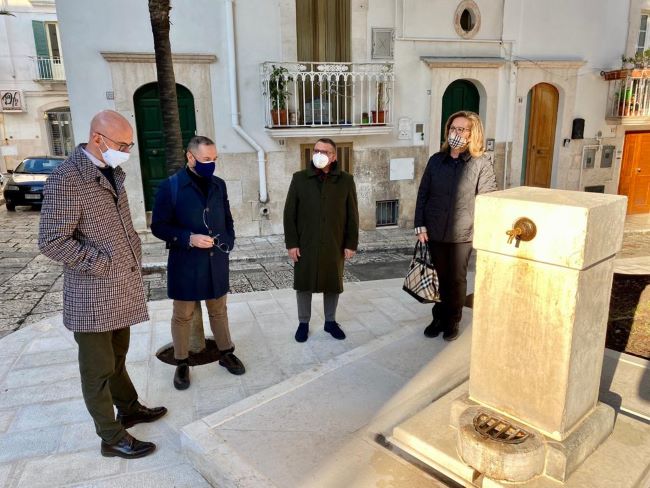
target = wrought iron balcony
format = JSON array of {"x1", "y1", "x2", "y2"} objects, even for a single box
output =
[
  {"x1": 602, "y1": 68, "x2": 650, "y2": 124},
  {"x1": 34, "y1": 56, "x2": 65, "y2": 81},
  {"x1": 260, "y1": 61, "x2": 394, "y2": 137}
]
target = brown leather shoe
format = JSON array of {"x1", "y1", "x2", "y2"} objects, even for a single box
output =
[
  {"x1": 117, "y1": 405, "x2": 167, "y2": 429},
  {"x1": 219, "y1": 352, "x2": 246, "y2": 375},
  {"x1": 101, "y1": 433, "x2": 156, "y2": 459}
]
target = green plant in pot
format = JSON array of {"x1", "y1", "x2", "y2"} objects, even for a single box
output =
[
  {"x1": 269, "y1": 64, "x2": 292, "y2": 126},
  {"x1": 371, "y1": 80, "x2": 389, "y2": 124},
  {"x1": 615, "y1": 87, "x2": 638, "y2": 116}
]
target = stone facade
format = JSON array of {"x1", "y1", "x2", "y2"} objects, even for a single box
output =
[{"x1": 55, "y1": 0, "x2": 637, "y2": 236}]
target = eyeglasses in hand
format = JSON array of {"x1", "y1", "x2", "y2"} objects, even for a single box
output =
[
  {"x1": 203, "y1": 208, "x2": 230, "y2": 254},
  {"x1": 212, "y1": 234, "x2": 230, "y2": 254}
]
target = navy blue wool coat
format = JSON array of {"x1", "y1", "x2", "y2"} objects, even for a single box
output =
[{"x1": 151, "y1": 168, "x2": 234, "y2": 301}]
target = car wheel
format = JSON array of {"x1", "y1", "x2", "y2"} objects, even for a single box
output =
[{"x1": 6, "y1": 203, "x2": 16, "y2": 211}]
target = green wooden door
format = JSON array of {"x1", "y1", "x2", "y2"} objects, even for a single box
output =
[
  {"x1": 440, "y1": 80, "x2": 480, "y2": 143},
  {"x1": 134, "y1": 83, "x2": 196, "y2": 211}
]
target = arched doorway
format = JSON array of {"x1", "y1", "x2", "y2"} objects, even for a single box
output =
[
  {"x1": 134, "y1": 83, "x2": 196, "y2": 210},
  {"x1": 522, "y1": 83, "x2": 559, "y2": 188},
  {"x1": 440, "y1": 79, "x2": 480, "y2": 143}
]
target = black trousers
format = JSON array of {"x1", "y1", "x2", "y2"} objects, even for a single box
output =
[
  {"x1": 74, "y1": 328, "x2": 140, "y2": 444},
  {"x1": 427, "y1": 241, "x2": 473, "y2": 326}
]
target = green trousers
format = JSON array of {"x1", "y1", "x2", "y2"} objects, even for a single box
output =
[{"x1": 74, "y1": 328, "x2": 140, "y2": 444}]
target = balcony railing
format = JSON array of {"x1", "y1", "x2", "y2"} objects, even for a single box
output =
[
  {"x1": 260, "y1": 61, "x2": 394, "y2": 132},
  {"x1": 34, "y1": 56, "x2": 65, "y2": 81},
  {"x1": 603, "y1": 69, "x2": 650, "y2": 124}
]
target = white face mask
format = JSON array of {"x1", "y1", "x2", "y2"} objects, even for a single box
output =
[
  {"x1": 312, "y1": 152, "x2": 330, "y2": 169},
  {"x1": 100, "y1": 136, "x2": 130, "y2": 168}
]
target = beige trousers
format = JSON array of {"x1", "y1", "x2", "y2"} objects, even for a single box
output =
[{"x1": 171, "y1": 296, "x2": 233, "y2": 359}]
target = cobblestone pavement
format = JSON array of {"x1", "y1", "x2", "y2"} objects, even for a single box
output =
[{"x1": 1, "y1": 205, "x2": 649, "y2": 336}]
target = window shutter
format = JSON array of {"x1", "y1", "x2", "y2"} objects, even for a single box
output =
[{"x1": 32, "y1": 21, "x2": 49, "y2": 57}]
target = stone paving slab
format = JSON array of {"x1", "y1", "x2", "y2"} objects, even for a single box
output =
[
  {"x1": 1, "y1": 205, "x2": 648, "y2": 335},
  {"x1": 0, "y1": 278, "x2": 438, "y2": 488}
]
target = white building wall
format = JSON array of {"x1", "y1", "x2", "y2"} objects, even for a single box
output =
[
  {"x1": 0, "y1": 0, "x2": 69, "y2": 172},
  {"x1": 55, "y1": 0, "x2": 638, "y2": 235}
]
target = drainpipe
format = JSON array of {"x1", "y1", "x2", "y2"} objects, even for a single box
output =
[{"x1": 225, "y1": 0, "x2": 268, "y2": 203}]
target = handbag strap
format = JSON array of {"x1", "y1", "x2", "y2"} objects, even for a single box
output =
[{"x1": 412, "y1": 240, "x2": 435, "y2": 266}]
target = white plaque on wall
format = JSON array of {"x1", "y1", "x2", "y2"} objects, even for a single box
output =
[{"x1": 390, "y1": 158, "x2": 415, "y2": 181}]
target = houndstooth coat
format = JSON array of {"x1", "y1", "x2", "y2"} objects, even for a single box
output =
[{"x1": 38, "y1": 145, "x2": 149, "y2": 333}]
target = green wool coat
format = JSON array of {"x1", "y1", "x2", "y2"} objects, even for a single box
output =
[{"x1": 283, "y1": 164, "x2": 359, "y2": 293}]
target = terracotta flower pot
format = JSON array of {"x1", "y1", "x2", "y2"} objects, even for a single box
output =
[
  {"x1": 371, "y1": 110, "x2": 387, "y2": 124},
  {"x1": 271, "y1": 109, "x2": 288, "y2": 126}
]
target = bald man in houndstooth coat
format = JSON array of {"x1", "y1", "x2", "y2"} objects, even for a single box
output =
[{"x1": 39, "y1": 110, "x2": 166, "y2": 459}]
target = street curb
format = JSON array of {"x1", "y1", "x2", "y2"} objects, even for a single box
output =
[{"x1": 141, "y1": 245, "x2": 414, "y2": 274}]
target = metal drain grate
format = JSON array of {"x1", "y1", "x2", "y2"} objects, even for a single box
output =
[{"x1": 473, "y1": 412, "x2": 531, "y2": 444}]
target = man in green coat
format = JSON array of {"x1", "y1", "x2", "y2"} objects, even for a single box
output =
[{"x1": 283, "y1": 138, "x2": 359, "y2": 343}]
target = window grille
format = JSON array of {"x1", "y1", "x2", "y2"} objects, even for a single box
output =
[{"x1": 376, "y1": 199, "x2": 398, "y2": 226}]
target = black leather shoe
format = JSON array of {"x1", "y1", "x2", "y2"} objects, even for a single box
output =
[
  {"x1": 101, "y1": 433, "x2": 156, "y2": 459},
  {"x1": 117, "y1": 405, "x2": 168, "y2": 429},
  {"x1": 443, "y1": 322, "x2": 460, "y2": 341},
  {"x1": 424, "y1": 318, "x2": 443, "y2": 338},
  {"x1": 324, "y1": 321, "x2": 346, "y2": 340},
  {"x1": 173, "y1": 362, "x2": 190, "y2": 390},
  {"x1": 219, "y1": 352, "x2": 246, "y2": 375}
]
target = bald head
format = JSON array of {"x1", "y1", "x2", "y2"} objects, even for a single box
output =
[
  {"x1": 89, "y1": 110, "x2": 131, "y2": 138},
  {"x1": 86, "y1": 110, "x2": 134, "y2": 163}
]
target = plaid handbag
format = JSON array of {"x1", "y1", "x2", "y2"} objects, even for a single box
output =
[{"x1": 402, "y1": 241, "x2": 440, "y2": 303}]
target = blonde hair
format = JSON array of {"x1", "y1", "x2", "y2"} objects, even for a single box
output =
[{"x1": 441, "y1": 111, "x2": 485, "y2": 158}]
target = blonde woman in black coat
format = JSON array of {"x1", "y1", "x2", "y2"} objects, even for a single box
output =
[{"x1": 414, "y1": 111, "x2": 497, "y2": 341}]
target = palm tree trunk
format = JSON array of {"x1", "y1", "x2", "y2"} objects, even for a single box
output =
[
  {"x1": 149, "y1": 0, "x2": 205, "y2": 353},
  {"x1": 148, "y1": 0, "x2": 184, "y2": 173}
]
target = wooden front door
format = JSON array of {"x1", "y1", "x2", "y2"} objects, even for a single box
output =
[
  {"x1": 524, "y1": 83, "x2": 559, "y2": 188},
  {"x1": 620, "y1": 132, "x2": 650, "y2": 214},
  {"x1": 440, "y1": 79, "x2": 480, "y2": 144},
  {"x1": 134, "y1": 83, "x2": 196, "y2": 211}
]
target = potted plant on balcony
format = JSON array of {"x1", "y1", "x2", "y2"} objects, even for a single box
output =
[
  {"x1": 268, "y1": 64, "x2": 292, "y2": 126},
  {"x1": 371, "y1": 79, "x2": 389, "y2": 124},
  {"x1": 603, "y1": 51, "x2": 650, "y2": 80},
  {"x1": 615, "y1": 87, "x2": 640, "y2": 116}
]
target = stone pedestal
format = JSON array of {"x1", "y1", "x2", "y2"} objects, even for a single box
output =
[
  {"x1": 469, "y1": 188, "x2": 626, "y2": 442},
  {"x1": 391, "y1": 187, "x2": 629, "y2": 486}
]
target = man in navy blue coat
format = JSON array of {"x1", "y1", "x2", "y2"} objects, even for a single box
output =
[{"x1": 151, "y1": 136, "x2": 245, "y2": 390}]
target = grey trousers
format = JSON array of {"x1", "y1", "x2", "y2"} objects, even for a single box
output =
[{"x1": 296, "y1": 291, "x2": 340, "y2": 323}]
